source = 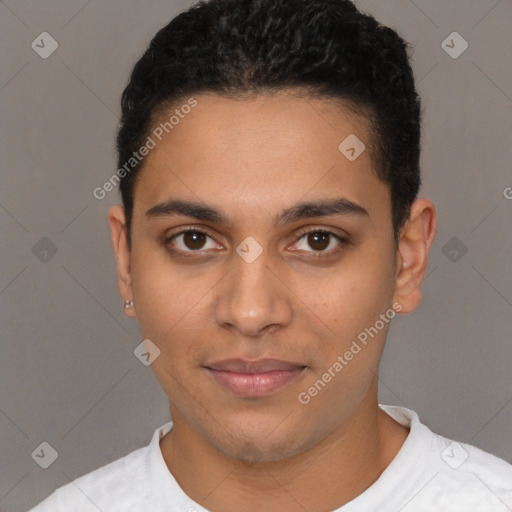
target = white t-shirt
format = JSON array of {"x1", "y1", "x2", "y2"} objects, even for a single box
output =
[{"x1": 28, "y1": 405, "x2": 512, "y2": 511}]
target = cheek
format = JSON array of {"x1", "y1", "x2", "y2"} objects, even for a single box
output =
[
  {"x1": 294, "y1": 247, "x2": 396, "y2": 384},
  {"x1": 298, "y1": 275, "x2": 394, "y2": 409},
  {"x1": 129, "y1": 250, "x2": 217, "y2": 379},
  {"x1": 301, "y1": 257, "x2": 394, "y2": 335},
  {"x1": 130, "y1": 247, "x2": 201, "y2": 333}
]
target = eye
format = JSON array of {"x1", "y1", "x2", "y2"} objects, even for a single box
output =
[
  {"x1": 165, "y1": 229, "x2": 223, "y2": 253},
  {"x1": 164, "y1": 227, "x2": 347, "y2": 258},
  {"x1": 290, "y1": 229, "x2": 347, "y2": 256}
]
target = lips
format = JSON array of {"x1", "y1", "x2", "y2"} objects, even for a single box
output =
[
  {"x1": 204, "y1": 358, "x2": 307, "y2": 397},
  {"x1": 205, "y1": 358, "x2": 306, "y2": 373}
]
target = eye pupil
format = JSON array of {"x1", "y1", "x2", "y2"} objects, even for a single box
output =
[
  {"x1": 184, "y1": 231, "x2": 206, "y2": 250},
  {"x1": 308, "y1": 232, "x2": 330, "y2": 251}
]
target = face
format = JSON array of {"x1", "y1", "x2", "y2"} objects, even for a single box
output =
[{"x1": 112, "y1": 92, "x2": 409, "y2": 463}]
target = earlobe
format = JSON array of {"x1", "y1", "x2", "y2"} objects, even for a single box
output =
[
  {"x1": 108, "y1": 205, "x2": 136, "y2": 318},
  {"x1": 392, "y1": 198, "x2": 437, "y2": 314}
]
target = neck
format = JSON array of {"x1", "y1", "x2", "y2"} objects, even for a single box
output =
[{"x1": 160, "y1": 385, "x2": 409, "y2": 512}]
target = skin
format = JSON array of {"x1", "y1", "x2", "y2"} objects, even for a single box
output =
[{"x1": 109, "y1": 92, "x2": 436, "y2": 511}]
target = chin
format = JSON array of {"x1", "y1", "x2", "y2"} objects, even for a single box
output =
[
  {"x1": 219, "y1": 435, "x2": 305, "y2": 465},
  {"x1": 201, "y1": 415, "x2": 314, "y2": 465}
]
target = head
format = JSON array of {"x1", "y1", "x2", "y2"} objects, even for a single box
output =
[{"x1": 109, "y1": 0, "x2": 436, "y2": 464}]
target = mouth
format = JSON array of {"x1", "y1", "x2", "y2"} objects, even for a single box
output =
[{"x1": 203, "y1": 358, "x2": 307, "y2": 398}]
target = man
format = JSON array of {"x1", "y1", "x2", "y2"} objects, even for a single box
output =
[{"x1": 29, "y1": 0, "x2": 512, "y2": 510}]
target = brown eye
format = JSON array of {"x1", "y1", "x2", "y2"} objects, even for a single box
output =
[
  {"x1": 182, "y1": 231, "x2": 207, "y2": 250},
  {"x1": 307, "y1": 232, "x2": 330, "y2": 251},
  {"x1": 291, "y1": 229, "x2": 346, "y2": 255},
  {"x1": 166, "y1": 229, "x2": 222, "y2": 253}
]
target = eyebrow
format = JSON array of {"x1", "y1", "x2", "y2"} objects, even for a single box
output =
[{"x1": 145, "y1": 197, "x2": 369, "y2": 227}]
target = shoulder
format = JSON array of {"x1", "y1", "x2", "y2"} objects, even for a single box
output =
[
  {"x1": 429, "y1": 436, "x2": 512, "y2": 508},
  {"x1": 27, "y1": 445, "x2": 156, "y2": 511},
  {"x1": 382, "y1": 405, "x2": 512, "y2": 511}
]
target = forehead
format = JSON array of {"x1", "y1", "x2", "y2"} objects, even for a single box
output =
[{"x1": 132, "y1": 93, "x2": 389, "y2": 225}]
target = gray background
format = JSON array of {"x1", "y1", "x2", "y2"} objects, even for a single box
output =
[{"x1": 1, "y1": 0, "x2": 511, "y2": 510}]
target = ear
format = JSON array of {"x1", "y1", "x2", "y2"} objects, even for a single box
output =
[
  {"x1": 392, "y1": 198, "x2": 437, "y2": 314},
  {"x1": 108, "y1": 205, "x2": 136, "y2": 318}
]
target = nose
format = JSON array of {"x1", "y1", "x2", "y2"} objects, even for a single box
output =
[{"x1": 214, "y1": 246, "x2": 293, "y2": 338}]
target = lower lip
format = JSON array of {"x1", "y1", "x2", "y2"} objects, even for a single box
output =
[{"x1": 206, "y1": 368, "x2": 306, "y2": 397}]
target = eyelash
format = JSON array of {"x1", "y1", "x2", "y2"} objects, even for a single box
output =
[{"x1": 163, "y1": 226, "x2": 348, "y2": 259}]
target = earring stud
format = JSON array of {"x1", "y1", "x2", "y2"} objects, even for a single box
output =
[{"x1": 124, "y1": 299, "x2": 134, "y2": 309}]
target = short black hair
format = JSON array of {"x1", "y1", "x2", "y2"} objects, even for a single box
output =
[{"x1": 116, "y1": 0, "x2": 421, "y2": 248}]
